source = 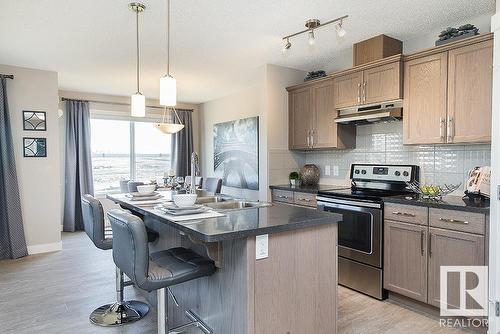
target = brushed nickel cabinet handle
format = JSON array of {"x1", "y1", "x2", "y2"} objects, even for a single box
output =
[
  {"x1": 439, "y1": 217, "x2": 469, "y2": 224},
  {"x1": 298, "y1": 198, "x2": 311, "y2": 202},
  {"x1": 392, "y1": 211, "x2": 416, "y2": 217},
  {"x1": 450, "y1": 117, "x2": 454, "y2": 141},
  {"x1": 446, "y1": 117, "x2": 453, "y2": 143},
  {"x1": 311, "y1": 129, "x2": 315, "y2": 148},
  {"x1": 357, "y1": 83, "x2": 361, "y2": 103},
  {"x1": 429, "y1": 232, "x2": 433, "y2": 257},
  {"x1": 363, "y1": 82, "x2": 367, "y2": 103},
  {"x1": 307, "y1": 130, "x2": 311, "y2": 148},
  {"x1": 439, "y1": 117, "x2": 445, "y2": 141},
  {"x1": 420, "y1": 230, "x2": 424, "y2": 256}
]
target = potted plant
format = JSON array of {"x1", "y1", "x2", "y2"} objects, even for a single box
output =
[{"x1": 289, "y1": 171, "x2": 300, "y2": 187}]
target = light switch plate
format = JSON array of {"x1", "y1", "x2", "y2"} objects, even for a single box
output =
[
  {"x1": 325, "y1": 165, "x2": 331, "y2": 176},
  {"x1": 333, "y1": 165, "x2": 339, "y2": 176},
  {"x1": 256, "y1": 234, "x2": 268, "y2": 260}
]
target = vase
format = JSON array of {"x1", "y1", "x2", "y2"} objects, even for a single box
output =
[{"x1": 300, "y1": 164, "x2": 320, "y2": 186}]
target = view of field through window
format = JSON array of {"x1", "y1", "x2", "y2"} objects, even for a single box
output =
[{"x1": 90, "y1": 119, "x2": 171, "y2": 194}]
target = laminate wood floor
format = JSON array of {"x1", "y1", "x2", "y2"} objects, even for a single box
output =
[{"x1": 0, "y1": 232, "x2": 474, "y2": 334}]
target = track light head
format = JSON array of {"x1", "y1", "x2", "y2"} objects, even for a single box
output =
[
  {"x1": 308, "y1": 30, "x2": 315, "y2": 45},
  {"x1": 336, "y1": 20, "x2": 346, "y2": 37},
  {"x1": 282, "y1": 38, "x2": 292, "y2": 53}
]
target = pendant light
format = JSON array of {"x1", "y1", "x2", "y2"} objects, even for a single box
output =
[
  {"x1": 129, "y1": 2, "x2": 146, "y2": 117},
  {"x1": 159, "y1": 0, "x2": 176, "y2": 106},
  {"x1": 155, "y1": 0, "x2": 184, "y2": 134}
]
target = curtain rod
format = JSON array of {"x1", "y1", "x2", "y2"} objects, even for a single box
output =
[
  {"x1": 60, "y1": 97, "x2": 192, "y2": 112},
  {"x1": 0, "y1": 74, "x2": 14, "y2": 79}
]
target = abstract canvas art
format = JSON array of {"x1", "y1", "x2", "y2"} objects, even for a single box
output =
[{"x1": 213, "y1": 117, "x2": 259, "y2": 190}]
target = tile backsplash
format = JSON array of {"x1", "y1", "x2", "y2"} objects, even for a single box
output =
[{"x1": 304, "y1": 122, "x2": 490, "y2": 186}]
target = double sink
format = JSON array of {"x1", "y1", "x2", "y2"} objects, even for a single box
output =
[{"x1": 195, "y1": 195, "x2": 272, "y2": 212}]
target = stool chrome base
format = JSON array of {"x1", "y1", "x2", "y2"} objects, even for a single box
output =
[
  {"x1": 90, "y1": 301, "x2": 149, "y2": 327},
  {"x1": 168, "y1": 310, "x2": 213, "y2": 334}
]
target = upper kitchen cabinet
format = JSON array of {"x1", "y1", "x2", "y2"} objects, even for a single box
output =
[
  {"x1": 333, "y1": 56, "x2": 403, "y2": 109},
  {"x1": 289, "y1": 86, "x2": 313, "y2": 150},
  {"x1": 403, "y1": 34, "x2": 493, "y2": 145},
  {"x1": 447, "y1": 39, "x2": 493, "y2": 143},
  {"x1": 333, "y1": 71, "x2": 363, "y2": 109},
  {"x1": 288, "y1": 79, "x2": 356, "y2": 151},
  {"x1": 403, "y1": 52, "x2": 448, "y2": 145}
]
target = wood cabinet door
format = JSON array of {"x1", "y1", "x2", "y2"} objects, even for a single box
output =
[
  {"x1": 447, "y1": 40, "x2": 493, "y2": 143},
  {"x1": 384, "y1": 220, "x2": 428, "y2": 302},
  {"x1": 333, "y1": 71, "x2": 363, "y2": 109},
  {"x1": 403, "y1": 52, "x2": 448, "y2": 144},
  {"x1": 311, "y1": 79, "x2": 337, "y2": 148},
  {"x1": 289, "y1": 87, "x2": 312, "y2": 150},
  {"x1": 363, "y1": 61, "x2": 402, "y2": 104},
  {"x1": 427, "y1": 227, "x2": 485, "y2": 308}
]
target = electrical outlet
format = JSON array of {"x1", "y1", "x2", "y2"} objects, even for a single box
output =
[
  {"x1": 333, "y1": 165, "x2": 339, "y2": 176},
  {"x1": 325, "y1": 165, "x2": 331, "y2": 176},
  {"x1": 256, "y1": 234, "x2": 268, "y2": 260}
]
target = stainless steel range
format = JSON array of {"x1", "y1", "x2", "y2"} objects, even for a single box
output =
[{"x1": 317, "y1": 164, "x2": 419, "y2": 300}]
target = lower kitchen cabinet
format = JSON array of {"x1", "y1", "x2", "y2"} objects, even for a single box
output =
[
  {"x1": 384, "y1": 220, "x2": 428, "y2": 302},
  {"x1": 427, "y1": 227, "x2": 485, "y2": 308}
]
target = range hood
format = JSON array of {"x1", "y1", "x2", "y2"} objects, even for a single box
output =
[{"x1": 335, "y1": 100, "x2": 403, "y2": 125}]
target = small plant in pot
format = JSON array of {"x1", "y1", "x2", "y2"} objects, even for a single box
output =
[{"x1": 289, "y1": 172, "x2": 301, "y2": 187}]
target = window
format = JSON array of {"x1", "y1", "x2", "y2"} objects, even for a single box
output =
[{"x1": 90, "y1": 118, "x2": 171, "y2": 195}]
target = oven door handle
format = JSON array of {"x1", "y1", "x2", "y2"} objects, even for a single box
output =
[{"x1": 317, "y1": 197, "x2": 382, "y2": 209}]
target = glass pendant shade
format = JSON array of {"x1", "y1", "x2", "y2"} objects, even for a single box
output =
[
  {"x1": 159, "y1": 75, "x2": 177, "y2": 106},
  {"x1": 155, "y1": 122, "x2": 184, "y2": 134},
  {"x1": 131, "y1": 93, "x2": 146, "y2": 117}
]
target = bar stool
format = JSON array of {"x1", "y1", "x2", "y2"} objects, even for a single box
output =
[
  {"x1": 202, "y1": 177, "x2": 222, "y2": 194},
  {"x1": 107, "y1": 209, "x2": 216, "y2": 334},
  {"x1": 81, "y1": 194, "x2": 149, "y2": 326}
]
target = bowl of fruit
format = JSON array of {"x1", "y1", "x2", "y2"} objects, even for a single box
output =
[{"x1": 406, "y1": 181, "x2": 461, "y2": 200}]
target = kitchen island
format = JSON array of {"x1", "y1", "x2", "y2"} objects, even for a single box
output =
[{"x1": 108, "y1": 192, "x2": 340, "y2": 334}]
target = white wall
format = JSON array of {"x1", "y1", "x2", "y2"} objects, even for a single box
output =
[{"x1": 0, "y1": 64, "x2": 62, "y2": 254}]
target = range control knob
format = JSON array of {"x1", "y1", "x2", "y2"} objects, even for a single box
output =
[
  {"x1": 361, "y1": 170, "x2": 367, "y2": 175},
  {"x1": 403, "y1": 171, "x2": 409, "y2": 177},
  {"x1": 394, "y1": 171, "x2": 401, "y2": 176},
  {"x1": 355, "y1": 170, "x2": 360, "y2": 174}
]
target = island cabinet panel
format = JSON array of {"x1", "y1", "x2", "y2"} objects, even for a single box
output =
[
  {"x1": 289, "y1": 87, "x2": 312, "y2": 150},
  {"x1": 427, "y1": 227, "x2": 485, "y2": 308},
  {"x1": 384, "y1": 220, "x2": 428, "y2": 302},
  {"x1": 252, "y1": 224, "x2": 338, "y2": 334},
  {"x1": 403, "y1": 52, "x2": 448, "y2": 144},
  {"x1": 363, "y1": 61, "x2": 402, "y2": 104},
  {"x1": 447, "y1": 39, "x2": 493, "y2": 143},
  {"x1": 333, "y1": 71, "x2": 363, "y2": 109}
]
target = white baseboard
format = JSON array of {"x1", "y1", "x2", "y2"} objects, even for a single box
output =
[{"x1": 27, "y1": 241, "x2": 63, "y2": 255}]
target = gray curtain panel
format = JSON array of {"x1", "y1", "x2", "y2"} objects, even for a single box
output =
[
  {"x1": 171, "y1": 109, "x2": 194, "y2": 177},
  {"x1": 63, "y1": 100, "x2": 94, "y2": 232},
  {"x1": 0, "y1": 77, "x2": 28, "y2": 259}
]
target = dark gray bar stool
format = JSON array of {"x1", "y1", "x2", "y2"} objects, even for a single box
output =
[
  {"x1": 107, "y1": 209, "x2": 216, "y2": 334},
  {"x1": 81, "y1": 195, "x2": 149, "y2": 326},
  {"x1": 202, "y1": 177, "x2": 222, "y2": 194}
]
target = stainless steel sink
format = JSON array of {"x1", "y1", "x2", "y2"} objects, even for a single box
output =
[
  {"x1": 195, "y1": 196, "x2": 228, "y2": 204},
  {"x1": 205, "y1": 200, "x2": 272, "y2": 211}
]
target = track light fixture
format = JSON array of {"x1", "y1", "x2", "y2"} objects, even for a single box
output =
[{"x1": 281, "y1": 15, "x2": 348, "y2": 52}]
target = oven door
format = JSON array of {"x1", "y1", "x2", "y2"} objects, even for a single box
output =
[{"x1": 317, "y1": 197, "x2": 382, "y2": 268}]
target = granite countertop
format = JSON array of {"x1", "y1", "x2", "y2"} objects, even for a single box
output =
[
  {"x1": 269, "y1": 184, "x2": 347, "y2": 194},
  {"x1": 383, "y1": 194, "x2": 490, "y2": 214},
  {"x1": 107, "y1": 193, "x2": 341, "y2": 242}
]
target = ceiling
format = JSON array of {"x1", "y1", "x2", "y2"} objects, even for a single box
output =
[{"x1": 0, "y1": 0, "x2": 495, "y2": 103}]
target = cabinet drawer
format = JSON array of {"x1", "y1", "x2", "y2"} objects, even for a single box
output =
[
  {"x1": 429, "y1": 208, "x2": 485, "y2": 235},
  {"x1": 384, "y1": 203, "x2": 428, "y2": 225},
  {"x1": 272, "y1": 190, "x2": 294, "y2": 204},
  {"x1": 294, "y1": 192, "x2": 317, "y2": 207}
]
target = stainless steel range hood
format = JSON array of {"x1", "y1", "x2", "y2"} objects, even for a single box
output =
[{"x1": 335, "y1": 100, "x2": 403, "y2": 125}]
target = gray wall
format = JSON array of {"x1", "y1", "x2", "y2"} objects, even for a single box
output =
[
  {"x1": 0, "y1": 64, "x2": 62, "y2": 254},
  {"x1": 304, "y1": 122, "x2": 491, "y2": 186}
]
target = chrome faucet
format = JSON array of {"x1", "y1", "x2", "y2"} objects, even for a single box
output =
[{"x1": 190, "y1": 152, "x2": 199, "y2": 193}]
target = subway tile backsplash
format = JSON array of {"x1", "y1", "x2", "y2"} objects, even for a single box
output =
[{"x1": 304, "y1": 122, "x2": 490, "y2": 185}]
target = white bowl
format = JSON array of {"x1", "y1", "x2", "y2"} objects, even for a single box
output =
[
  {"x1": 172, "y1": 194, "x2": 198, "y2": 208},
  {"x1": 136, "y1": 184, "x2": 156, "y2": 194}
]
